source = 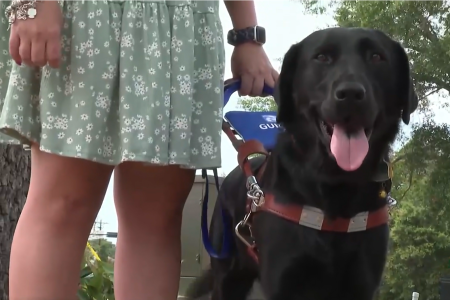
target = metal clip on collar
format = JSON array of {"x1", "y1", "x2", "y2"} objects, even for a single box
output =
[
  {"x1": 235, "y1": 219, "x2": 253, "y2": 248},
  {"x1": 235, "y1": 176, "x2": 265, "y2": 248},
  {"x1": 246, "y1": 176, "x2": 265, "y2": 211}
]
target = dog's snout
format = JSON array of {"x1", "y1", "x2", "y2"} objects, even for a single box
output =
[{"x1": 334, "y1": 82, "x2": 366, "y2": 102}]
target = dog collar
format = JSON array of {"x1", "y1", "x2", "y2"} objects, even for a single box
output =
[
  {"x1": 236, "y1": 141, "x2": 390, "y2": 234},
  {"x1": 246, "y1": 193, "x2": 389, "y2": 232}
]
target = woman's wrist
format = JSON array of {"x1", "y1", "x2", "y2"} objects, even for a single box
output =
[
  {"x1": 5, "y1": 0, "x2": 62, "y2": 29},
  {"x1": 5, "y1": 0, "x2": 39, "y2": 28},
  {"x1": 224, "y1": 1, "x2": 257, "y2": 30}
]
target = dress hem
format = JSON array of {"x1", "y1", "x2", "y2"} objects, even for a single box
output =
[{"x1": 0, "y1": 126, "x2": 222, "y2": 170}]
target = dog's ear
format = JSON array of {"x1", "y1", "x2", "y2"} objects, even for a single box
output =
[
  {"x1": 394, "y1": 41, "x2": 418, "y2": 125},
  {"x1": 276, "y1": 43, "x2": 302, "y2": 124}
]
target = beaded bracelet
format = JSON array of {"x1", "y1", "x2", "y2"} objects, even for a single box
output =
[{"x1": 5, "y1": 0, "x2": 39, "y2": 29}]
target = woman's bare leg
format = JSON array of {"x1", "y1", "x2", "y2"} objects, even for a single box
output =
[
  {"x1": 113, "y1": 163, "x2": 195, "y2": 300},
  {"x1": 9, "y1": 144, "x2": 114, "y2": 300}
]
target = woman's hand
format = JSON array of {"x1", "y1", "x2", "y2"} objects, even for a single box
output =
[
  {"x1": 9, "y1": 1, "x2": 62, "y2": 68},
  {"x1": 231, "y1": 42, "x2": 279, "y2": 96}
]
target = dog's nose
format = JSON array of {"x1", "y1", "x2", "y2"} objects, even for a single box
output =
[{"x1": 334, "y1": 82, "x2": 366, "y2": 102}]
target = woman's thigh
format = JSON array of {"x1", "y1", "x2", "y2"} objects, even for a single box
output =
[{"x1": 24, "y1": 144, "x2": 114, "y2": 227}]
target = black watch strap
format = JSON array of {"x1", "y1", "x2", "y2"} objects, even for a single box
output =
[{"x1": 227, "y1": 26, "x2": 266, "y2": 46}]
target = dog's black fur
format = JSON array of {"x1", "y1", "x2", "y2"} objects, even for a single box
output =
[{"x1": 186, "y1": 27, "x2": 418, "y2": 300}]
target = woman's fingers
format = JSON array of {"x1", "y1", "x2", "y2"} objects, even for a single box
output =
[
  {"x1": 240, "y1": 74, "x2": 253, "y2": 96},
  {"x1": 272, "y1": 69, "x2": 279, "y2": 84},
  {"x1": 9, "y1": 33, "x2": 21, "y2": 65},
  {"x1": 18, "y1": 38, "x2": 32, "y2": 66},
  {"x1": 31, "y1": 38, "x2": 47, "y2": 67},
  {"x1": 8, "y1": 1, "x2": 62, "y2": 68},
  {"x1": 250, "y1": 77, "x2": 264, "y2": 97},
  {"x1": 265, "y1": 69, "x2": 277, "y2": 89},
  {"x1": 11, "y1": 35, "x2": 61, "y2": 68},
  {"x1": 45, "y1": 38, "x2": 61, "y2": 68}
]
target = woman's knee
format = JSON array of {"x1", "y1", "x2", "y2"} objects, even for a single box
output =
[
  {"x1": 113, "y1": 163, "x2": 195, "y2": 225},
  {"x1": 25, "y1": 145, "x2": 114, "y2": 229}
]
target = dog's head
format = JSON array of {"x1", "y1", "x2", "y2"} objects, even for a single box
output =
[{"x1": 275, "y1": 27, "x2": 418, "y2": 179}]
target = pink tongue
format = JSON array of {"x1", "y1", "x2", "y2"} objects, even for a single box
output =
[{"x1": 330, "y1": 124, "x2": 369, "y2": 171}]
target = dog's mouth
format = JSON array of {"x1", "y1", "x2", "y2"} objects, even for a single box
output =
[{"x1": 319, "y1": 121, "x2": 373, "y2": 172}]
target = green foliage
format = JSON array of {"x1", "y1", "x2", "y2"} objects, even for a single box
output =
[
  {"x1": 78, "y1": 243, "x2": 115, "y2": 300},
  {"x1": 297, "y1": 0, "x2": 338, "y2": 15},
  {"x1": 238, "y1": 96, "x2": 277, "y2": 112},
  {"x1": 386, "y1": 122, "x2": 450, "y2": 300},
  {"x1": 237, "y1": 95, "x2": 277, "y2": 159},
  {"x1": 89, "y1": 238, "x2": 116, "y2": 262}
]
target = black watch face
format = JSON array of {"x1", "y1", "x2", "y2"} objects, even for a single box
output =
[{"x1": 255, "y1": 26, "x2": 266, "y2": 44}]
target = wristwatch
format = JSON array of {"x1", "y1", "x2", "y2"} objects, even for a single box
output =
[{"x1": 227, "y1": 26, "x2": 266, "y2": 46}]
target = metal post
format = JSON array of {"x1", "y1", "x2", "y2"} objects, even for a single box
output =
[{"x1": 412, "y1": 292, "x2": 419, "y2": 300}]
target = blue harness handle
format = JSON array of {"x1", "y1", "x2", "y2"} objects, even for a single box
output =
[
  {"x1": 223, "y1": 80, "x2": 275, "y2": 107},
  {"x1": 201, "y1": 80, "x2": 274, "y2": 259}
]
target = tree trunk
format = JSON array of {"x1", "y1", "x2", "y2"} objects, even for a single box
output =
[{"x1": 0, "y1": 145, "x2": 31, "y2": 299}]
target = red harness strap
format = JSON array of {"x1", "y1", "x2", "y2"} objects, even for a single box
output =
[
  {"x1": 259, "y1": 195, "x2": 389, "y2": 232},
  {"x1": 234, "y1": 138, "x2": 390, "y2": 263}
]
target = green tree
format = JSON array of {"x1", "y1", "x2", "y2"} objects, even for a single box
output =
[
  {"x1": 387, "y1": 122, "x2": 450, "y2": 300},
  {"x1": 89, "y1": 238, "x2": 116, "y2": 262}
]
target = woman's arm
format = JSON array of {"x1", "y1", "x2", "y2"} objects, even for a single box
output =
[{"x1": 224, "y1": 1, "x2": 258, "y2": 30}]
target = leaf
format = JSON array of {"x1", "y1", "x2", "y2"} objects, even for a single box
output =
[
  {"x1": 77, "y1": 289, "x2": 91, "y2": 300},
  {"x1": 80, "y1": 265, "x2": 93, "y2": 279},
  {"x1": 86, "y1": 269, "x2": 104, "y2": 290},
  {"x1": 100, "y1": 261, "x2": 114, "y2": 278}
]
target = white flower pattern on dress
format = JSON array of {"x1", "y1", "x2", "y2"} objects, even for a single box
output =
[{"x1": 0, "y1": 0, "x2": 225, "y2": 169}]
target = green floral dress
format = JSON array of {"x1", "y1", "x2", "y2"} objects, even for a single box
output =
[{"x1": 0, "y1": 0, "x2": 225, "y2": 169}]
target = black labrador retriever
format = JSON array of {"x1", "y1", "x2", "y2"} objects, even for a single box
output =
[{"x1": 186, "y1": 27, "x2": 418, "y2": 300}]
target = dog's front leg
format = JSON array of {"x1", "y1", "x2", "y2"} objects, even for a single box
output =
[
  {"x1": 259, "y1": 257, "x2": 299, "y2": 300},
  {"x1": 209, "y1": 266, "x2": 257, "y2": 300}
]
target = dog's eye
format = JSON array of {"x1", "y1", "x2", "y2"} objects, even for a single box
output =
[
  {"x1": 315, "y1": 54, "x2": 332, "y2": 63},
  {"x1": 370, "y1": 53, "x2": 384, "y2": 63}
]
